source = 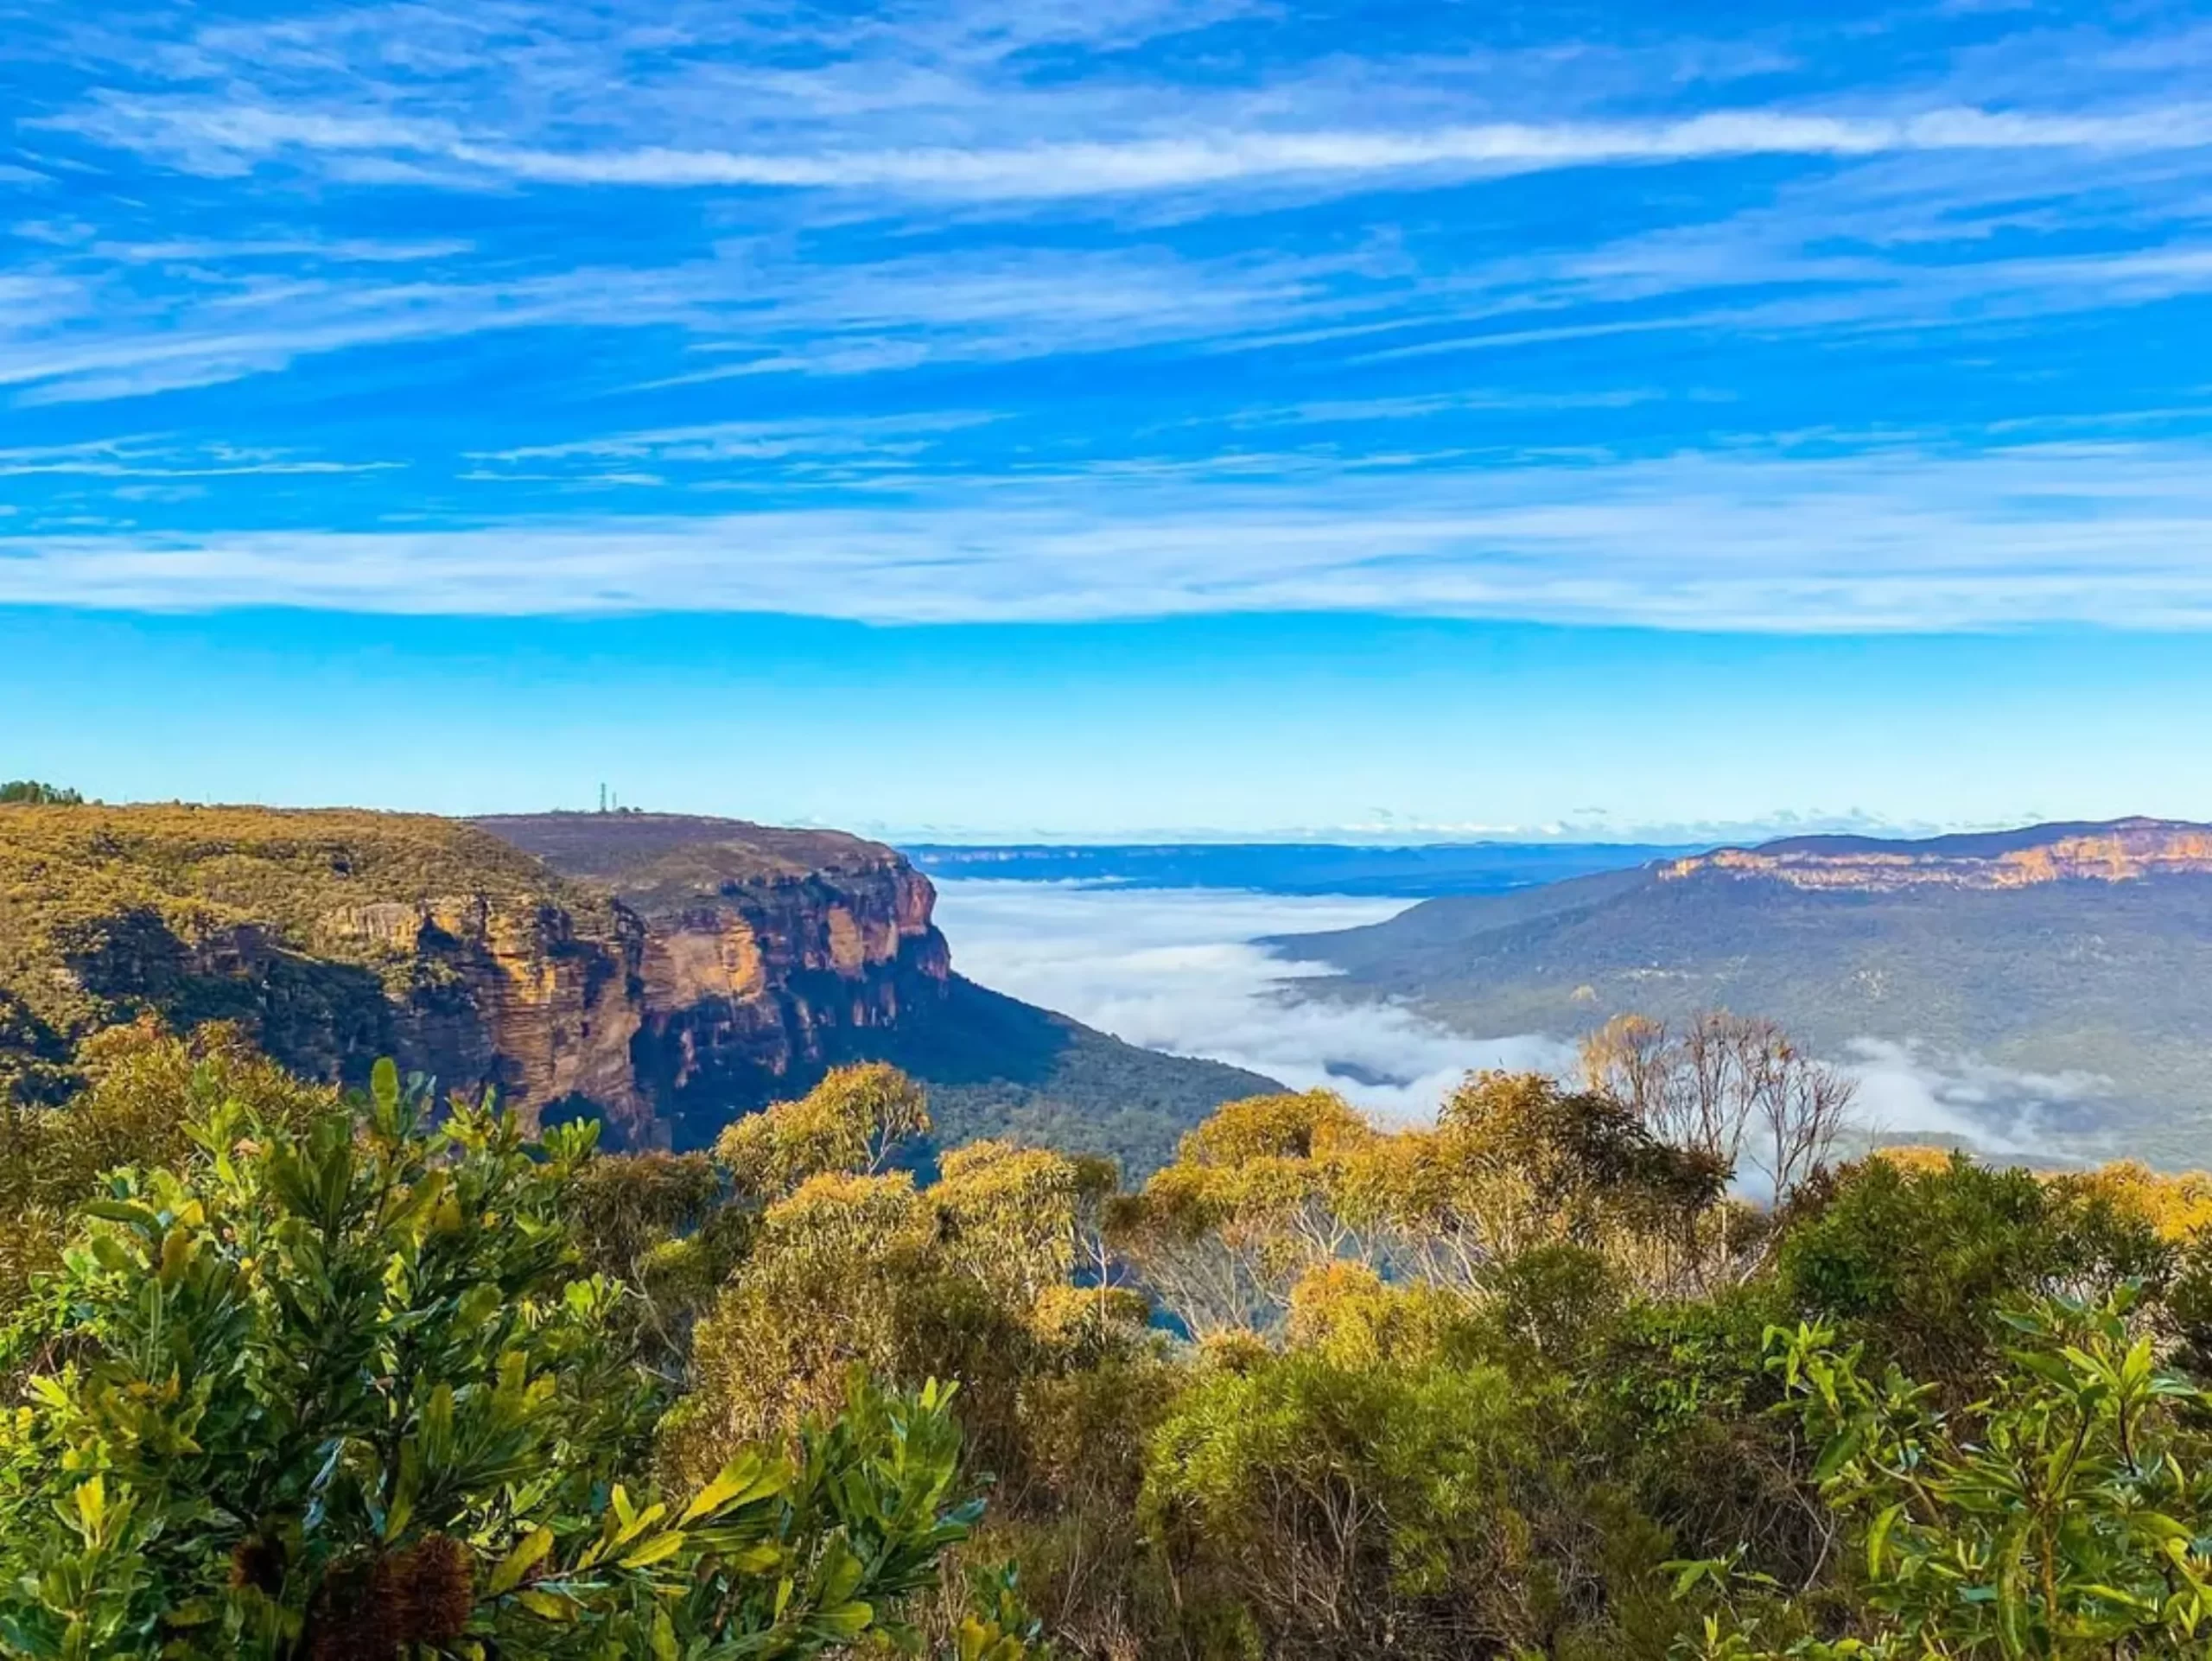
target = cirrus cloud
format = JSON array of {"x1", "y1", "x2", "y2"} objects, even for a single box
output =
[{"x1": 9, "y1": 440, "x2": 2212, "y2": 632}]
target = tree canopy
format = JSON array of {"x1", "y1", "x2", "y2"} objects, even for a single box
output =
[{"x1": 4, "y1": 1017, "x2": 2212, "y2": 1661}]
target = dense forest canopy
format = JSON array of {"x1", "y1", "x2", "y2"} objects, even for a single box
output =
[{"x1": 3, "y1": 1013, "x2": 2212, "y2": 1660}]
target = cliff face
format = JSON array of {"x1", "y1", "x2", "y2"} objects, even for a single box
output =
[
  {"x1": 0, "y1": 805, "x2": 653, "y2": 1138},
  {"x1": 476, "y1": 814, "x2": 952, "y2": 1146},
  {"x1": 316, "y1": 897, "x2": 648, "y2": 1137},
  {"x1": 1660, "y1": 818, "x2": 2212, "y2": 894},
  {"x1": 2, "y1": 805, "x2": 1262, "y2": 1167}
]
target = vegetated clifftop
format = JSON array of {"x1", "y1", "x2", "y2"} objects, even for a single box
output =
[
  {"x1": 1277, "y1": 818, "x2": 2212, "y2": 1164},
  {"x1": 0, "y1": 804, "x2": 1272, "y2": 1171},
  {"x1": 0, "y1": 805, "x2": 652, "y2": 1136}
]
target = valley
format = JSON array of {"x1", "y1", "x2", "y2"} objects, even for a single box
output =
[{"x1": 1274, "y1": 818, "x2": 2212, "y2": 1165}]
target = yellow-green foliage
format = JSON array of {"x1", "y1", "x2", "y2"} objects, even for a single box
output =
[
  {"x1": 1285, "y1": 1261, "x2": 1458, "y2": 1369},
  {"x1": 714, "y1": 1062, "x2": 930, "y2": 1197},
  {"x1": 1874, "y1": 1147, "x2": 2212, "y2": 1244},
  {"x1": 0, "y1": 1017, "x2": 334, "y2": 1306},
  {"x1": 1681, "y1": 1293, "x2": 2212, "y2": 1661},
  {"x1": 0, "y1": 1058, "x2": 1015, "y2": 1661},
  {"x1": 15, "y1": 1013, "x2": 2212, "y2": 1661},
  {"x1": 2057, "y1": 1158, "x2": 2212, "y2": 1243},
  {"x1": 668, "y1": 1072, "x2": 1160, "y2": 1509},
  {"x1": 560, "y1": 1148, "x2": 726, "y2": 1282},
  {"x1": 675, "y1": 1168, "x2": 941, "y2": 1473},
  {"x1": 674, "y1": 1148, "x2": 1109, "y2": 1486},
  {"x1": 1115, "y1": 1073, "x2": 1725, "y2": 1337},
  {"x1": 1141, "y1": 1340, "x2": 1611, "y2": 1659}
]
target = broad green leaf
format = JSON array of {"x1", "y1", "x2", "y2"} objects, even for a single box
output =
[
  {"x1": 1867, "y1": 1501, "x2": 1904, "y2": 1579},
  {"x1": 516, "y1": 1588, "x2": 575, "y2": 1621},
  {"x1": 488, "y1": 1525, "x2": 555, "y2": 1597},
  {"x1": 679, "y1": 1454, "x2": 785, "y2": 1525},
  {"x1": 617, "y1": 1531, "x2": 688, "y2": 1570}
]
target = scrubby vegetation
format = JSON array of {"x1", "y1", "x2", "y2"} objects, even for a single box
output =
[{"x1": 5, "y1": 1013, "x2": 2212, "y2": 1659}]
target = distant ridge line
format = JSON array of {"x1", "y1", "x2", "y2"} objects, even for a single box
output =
[
  {"x1": 1665, "y1": 817, "x2": 2212, "y2": 894},
  {"x1": 1738, "y1": 816, "x2": 2209, "y2": 860}
]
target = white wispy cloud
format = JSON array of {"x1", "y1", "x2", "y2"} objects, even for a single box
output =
[
  {"x1": 8, "y1": 0, "x2": 2212, "y2": 662},
  {"x1": 469, "y1": 411, "x2": 998, "y2": 464},
  {"x1": 9, "y1": 439, "x2": 2212, "y2": 629},
  {"x1": 0, "y1": 437, "x2": 398, "y2": 477},
  {"x1": 1844, "y1": 1038, "x2": 2119, "y2": 1160},
  {"x1": 15, "y1": 201, "x2": 2212, "y2": 408},
  {"x1": 0, "y1": 239, "x2": 1376, "y2": 403},
  {"x1": 931, "y1": 878, "x2": 2126, "y2": 1149},
  {"x1": 56, "y1": 99, "x2": 2212, "y2": 200},
  {"x1": 10, "y1": 0, "x2": 2211, "y2": 416},
  {"x1": 93, "y1": 236, "x2": 476, "y2": 264}
]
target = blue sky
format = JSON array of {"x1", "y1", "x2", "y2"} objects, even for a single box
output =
[{"x1": 4, "y1": 0, "x2": 2211, "y2": 837}]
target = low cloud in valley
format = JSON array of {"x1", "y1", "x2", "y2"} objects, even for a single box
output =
[
  {"x1": 931, "y1": 880, "x2": 1573, "y2": 1119},
  {"x1": 935, "y1": 879, "x2": 2133, "y2": 1164}
]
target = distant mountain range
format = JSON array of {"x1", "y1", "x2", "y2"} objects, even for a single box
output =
[
  {"x1": 906, "y1": 841, "x2": 1691, "y2": 897},
  {"x1": 1275, "y1": 818, "x2": 2212, "y2": 1165}
]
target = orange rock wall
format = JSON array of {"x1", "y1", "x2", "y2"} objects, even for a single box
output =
[
  {"x1": 316, "y1": 896, "x2": 651, "y2": 1139},
  {"x1": 1662, "y1": 825, "x2": 2212, "y2": 893},
  {"x1": 629, "y1": 864, "x2": 951, "y2": 1142}
]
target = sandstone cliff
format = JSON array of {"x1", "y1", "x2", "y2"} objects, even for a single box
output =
[
  {"x1": 1278, "y1": 816, "x2": 2212, "y2": 1168},
  {"x1": 0, "y1": 804, "x2": 1274, "y2": 1168},
  {"x1": 475, "y1": 814, "x2": 952, "y2": 1146}
]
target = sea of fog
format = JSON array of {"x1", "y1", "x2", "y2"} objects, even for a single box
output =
[
  {"x1": 930, "y1": 878, "x2": 1576, "y2": 1119},
  {"x1": 929, "y1": 876, "x2": 2117, "y2": 1155}
]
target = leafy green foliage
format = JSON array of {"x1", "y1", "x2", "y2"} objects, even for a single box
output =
[
  {"x1": 0, "y1": 1060, "x2": 1012, "y2": 1660},
  {"x1": 0, "y1": 1018, "x2": 335, "y2": 1309},
  {"x1": 716, "y1": 1064, "x2": 930, "y2": 1197},
  {"x1": 1680, "y1": 1289, "x2": 2212, "y2": 1661},
  {"x1": 674, "y1": 1079, "x2": 1128, "y2": 1492},
  {"x1": 0, "y1": 783, "x2": 83, "y2": 806},
  {"x1": 7, "y1": 1009, "x2": 2212, "y2": 1661},
  {"x1": 1777, "y1": 1154, "x2": 2171, "y2": 1388}
]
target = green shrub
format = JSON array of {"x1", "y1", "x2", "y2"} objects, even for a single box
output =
[
  {"x1": 1681, "y1": 1289, "x2": 2212, "y2": 1661},
  {"x1": 1141, "y1": 1344, "x2": 1651, "y2": 1659},
  {"x1": 0, "y1": 1061, "x2": 1011, "y2": 1660},
  {"x1": 1776, "y1": 1155, "x2": 2169, "y2": 1388}
]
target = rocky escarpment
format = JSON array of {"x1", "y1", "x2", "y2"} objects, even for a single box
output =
[
  {"x1": 0, "y1": 805, "x2": 947, "y2": 1148},
  {"x1": 316, "y1": 896, "x2": 646, "y2": 1135},
  {"x1": 0, "y1": 804, "x2": 1277, "y2": 1168},
  {"x1": 1662, "y1": 818, "x2": 2212, "y2": 893},
  {"x1": 476, "y1": 814, "x2": 952, "y2": 1146},
  {"x1": 0, "y1": 805, "x2": 652, "y2": 1137}
]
